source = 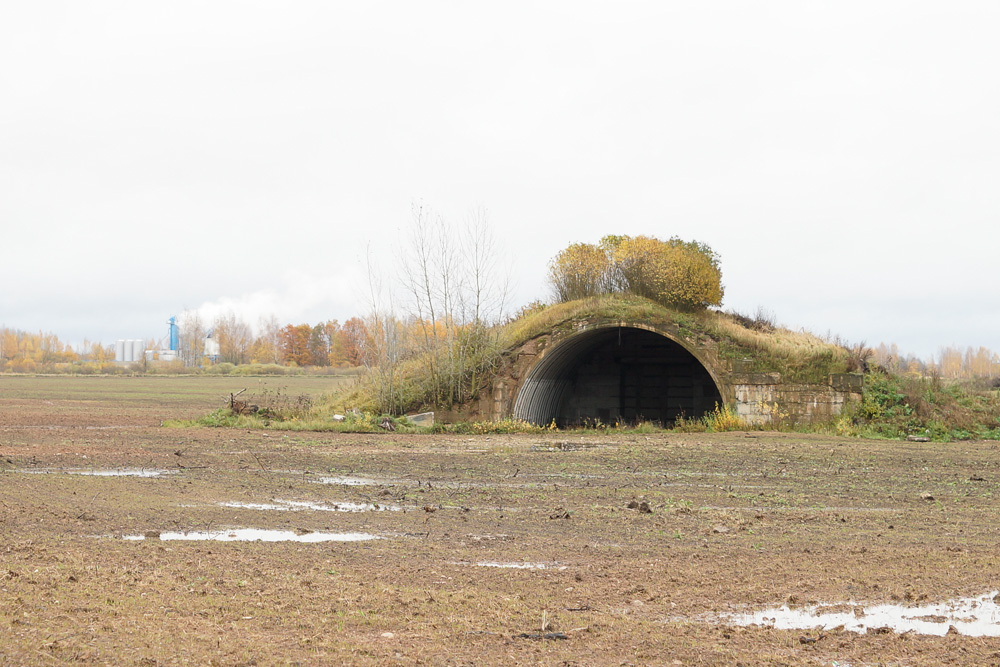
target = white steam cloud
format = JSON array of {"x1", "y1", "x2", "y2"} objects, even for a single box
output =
[{"x1": 186, "y1": 268, "x2": 363, "y2": 333}]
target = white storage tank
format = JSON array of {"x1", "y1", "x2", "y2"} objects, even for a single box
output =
[
  {"x1": 132, "y1": 339, "x2": 145, "y2": 362},
  {"x1": 116, "y1": 340, "x2": 126, "y2": 362}
]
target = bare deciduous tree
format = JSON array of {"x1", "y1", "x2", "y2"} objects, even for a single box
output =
[
  {"x1": 213, "y1": 311, "x2": 253, "y2": 365},
  {"x1": 176, "y1": 310, "x2": 206, "y2": 366},
  {"x1": 399, "y1": 204, "x2": 510, "y2": 408},
  {"x1": 364, "y1": 245, "x2": 407, "y2": 415}
]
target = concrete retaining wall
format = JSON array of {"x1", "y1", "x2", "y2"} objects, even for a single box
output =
[{"x1": 732, "y1": 373, "x2": 862, "y2": 426}]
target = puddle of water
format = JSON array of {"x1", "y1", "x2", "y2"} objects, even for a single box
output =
[
  {"x1": 452, "y1": 561, "x2": 567, "y2": 570},
  {"x1": 1, "y1": 425, "x2": 139, "y2": 431},
  {"x1": 316, "y1": 475, "x2": 537, "y2": 490},
  {"x1": 698, "y1": 505, "x2": 898, "y2": 513},
  {"x1": 317, "y1": 475, "x2": 411, "y2": 487},
  {"x1": 721, "y1": 591, "x2": 1000, "y2": 637},
  {"x1": 529, "y1": 442, "x2": 608, "y2": 452},
  {"x1": 121, "y1": 528, "x2": 379, "y2": 543},
  {"x1": 529, "y1": 473, "x2": 608, "y2": 481},
  {"x1": 220, "y1": 499, "x2": 400, "y2": 512},
  {"x1": 17, "y1": 468, "x2": 175, "y2": 478}
]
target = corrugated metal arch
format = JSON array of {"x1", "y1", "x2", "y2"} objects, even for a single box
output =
[{"x1": 512, "y1": 322, "x2": 725, "y2": 425}]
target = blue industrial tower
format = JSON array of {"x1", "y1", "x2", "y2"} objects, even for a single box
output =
[{"x1": 168, "y1": 316, "x2": 179, "y2": 352}]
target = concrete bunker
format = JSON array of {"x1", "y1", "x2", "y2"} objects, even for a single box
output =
[{"x1": 513, "y1": 326, "x2": 723, "y2": 426}]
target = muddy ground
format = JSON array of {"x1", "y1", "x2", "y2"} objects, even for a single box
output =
[{"x1": 2, "y1": 376, "x2": 1000, "y2": 666}]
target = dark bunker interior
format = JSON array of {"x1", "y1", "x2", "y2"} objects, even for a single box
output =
[{"x1": 513, "y1": 327, "x2": 723, "y2": 427}]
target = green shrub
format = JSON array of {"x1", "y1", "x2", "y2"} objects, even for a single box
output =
[
  {"x1": 835, "y1": 371, "x2": 1000, "y2": 441},
  {"x1": 193, "y1": 408, "x2": 247, "y2": 428}
]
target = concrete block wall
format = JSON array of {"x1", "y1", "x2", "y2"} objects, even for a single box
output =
[{"x1": 733, "y1": 373, "x2": 862, "y2": 426}]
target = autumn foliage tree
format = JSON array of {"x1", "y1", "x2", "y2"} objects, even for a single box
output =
[
  {"x1": 279, "y1": 324, "x2": 313, "y2": 366},
  {"x1": 272, "y1": 320, "x2": 360, "y2": 368},
  {"x1": 0, "y1": 328, "x2": 114, "y2": 373},
  {"x1": 339, "y1": 317, "x2": 367, "y2": 367},
  {"x1": 548, "y1": 234, "x2": 724, "y2": 311},
  {"x1": 306, "y1": 320, "x2": 354, "y2": 367},
  {"x1": 547, "y1": 242, "x2": 609, "y2": 302}
]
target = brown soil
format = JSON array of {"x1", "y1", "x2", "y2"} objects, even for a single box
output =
[{"x1": 3, "y1": 376, "x2": 1000, "y2": 666}]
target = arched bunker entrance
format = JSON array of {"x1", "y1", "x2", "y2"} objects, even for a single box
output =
[{"x1": 513, "y1": 326, "x2": 724, "y2": 427}]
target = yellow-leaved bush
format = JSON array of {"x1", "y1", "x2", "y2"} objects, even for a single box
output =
[
  {"x1": 547, "y1": 242, "x2": 609, "y2": 302},
  {"x1": 547, "y1": 234, "x2": 723, "y2": 310}
]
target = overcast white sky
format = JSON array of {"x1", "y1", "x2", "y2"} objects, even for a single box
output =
[{"x1": 2, "y1": 2, "x2": 998, "y2": 360}]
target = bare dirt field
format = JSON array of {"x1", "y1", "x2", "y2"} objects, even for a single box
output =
[{"x1": 3, "y1": 375, "x2": 1000, "y2": 666}]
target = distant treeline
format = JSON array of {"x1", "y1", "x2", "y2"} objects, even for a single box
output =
[
  {"x1": 2, "y1": 322, "x2": 998, "y2": 382},
  {"x1": 0, "y1": 316, "x2": 370, "y2": 373},
  {"x1": 870, "y1": 342, "x2": 1000, "y2": 383},
  {"x1": 171, "y1": 313, "x2": 367, "y2": 369}
]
